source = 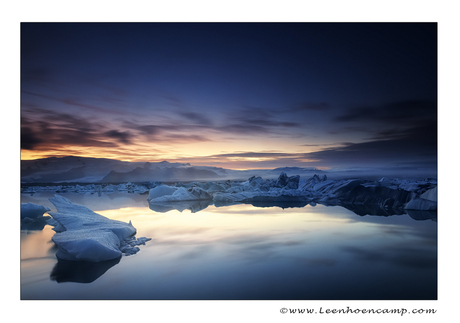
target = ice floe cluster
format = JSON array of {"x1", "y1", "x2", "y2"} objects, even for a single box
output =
[
  {"x1": 21, "y1": 182, "x2": 152, "y2": 194},
  {"x1": 37, "y1": 195, "x2": 150, "y2": 262},
  {"x1": 146, "y1": 172, "x2": 437, "y2": 213}
]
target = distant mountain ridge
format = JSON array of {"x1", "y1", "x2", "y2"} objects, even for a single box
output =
[
  {"x1": 100, "y1": 165, "x2": 221, "y2": 183},
  {"x1": 21, "y1": 156, "x2": 324, "y2": 183},
  {"x1": 21, "y1": 156, "x2": 198, "y2": 183}
]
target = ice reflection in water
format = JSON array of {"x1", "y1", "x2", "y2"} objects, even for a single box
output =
[
  {"x1": 50, "y1": 257, "x2": 121, "y2": 283},
  {"x1": 20, "y1": 192, "x2": 437, "y2": 300}
]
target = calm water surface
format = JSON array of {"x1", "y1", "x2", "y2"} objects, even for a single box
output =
[{"x1": 20, "y1": 192, "x2": 437, "y2": 300}]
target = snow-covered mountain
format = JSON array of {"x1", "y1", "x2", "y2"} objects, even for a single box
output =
[
  {"x1": 20, "y1": 156, "x2": 323, "y2": 183},
  {"x1": 21, "y1": 156, "x2": 214, "y2": 183}
]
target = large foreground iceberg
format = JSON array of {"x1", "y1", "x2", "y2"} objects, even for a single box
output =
[{"x1": 48, "y1": 195, "x2": 150, "y2": 262}]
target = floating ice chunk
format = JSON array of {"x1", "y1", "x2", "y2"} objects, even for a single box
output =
[
  {"x1": 148, "y1": 184, "x2": 214, "y2": 212},
  {"x1": 120, "y1": 236, "x2": 152, "y2": 255},
  {"x1": 405, "y1": 197, "x2": 437, "y2": 211},
  {"x1": 48, "y1": 194, "x2": 149, "y2": 262},
  {"x1": 248, "y1": 176, "x2": 264, "y2": 187},
  {"x1": 420, "y1": 186, "x2": 437, "y2": 202},
  {"x1": 301, "y1": 174, "x2": 328, "y2": 191},
  {"x1": 188, "y1": 186, "x2": 212, "y2": 199},
  {"x1": 405, "y1": 187, "x2": 437, "y2": 210},
  {"x1": 21, "y1": 203, "x2": 52, "y2": 230},
  {"x1": 115, "y1": 182, "x2": 149, "y2": 193},
  {"x1": 117, "y1": 183, "x2": 131, "y2": 191},
  {"x1": 275, "y1": 172, "x2": 289, "y2": 187},
  {"x1": 203, "y1": 181, "x2": 229, "y2": 192},
  {"x1": 147, "y1": 185, "x2": 177, "y2": 201},
  {"x1": 273, "y1": 172, "x2": 300, "y2": 189},
  {"x1": 285, "y1": 175, "x2": 300, "y2": 189},
  {"x1": 21, "y1": 203, "x2": 51, "y2": 219},
  {"x1": 148, "y1": 185, "x2": 212, "y2": 203}
]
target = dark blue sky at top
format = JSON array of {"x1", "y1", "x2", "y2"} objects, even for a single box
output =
[{"x1": 21, "y1": 22, "x2": 437, "y2": 174}]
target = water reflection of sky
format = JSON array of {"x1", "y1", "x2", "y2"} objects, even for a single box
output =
[{"x1": 20, "y1": 193, "x2": 436, "y2": 300}]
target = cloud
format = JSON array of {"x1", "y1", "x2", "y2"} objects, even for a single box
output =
[
  {"x1": 20, "y1": 108, "x2": 134, "y2": 151},
  {"x1": 122, "y1": 121, "x2": 164, "y2": 137},
  {"x1": 21, "y1": 90, "x2": 133, "y2": 117},
  {"x1": 334, "y1": 100, "x2": 436, "y2": 125},
  {"x1": 210, "y1": 152, "x2": 299, "y2": 159},
  {"x1": 178, "y1": 111, "x2": 212, "y2": 126},
  {"x1": 301, "y1": 143, "x2": 323, "y2": 147},
  {"x1": 21, "y1": 126, "x2": 43, "y2": 150},
  {"x1": 163, "y1": 133, "x2": 211, "y2": 143},
  {"x1": 104, "y1": 130, "x2": 133, "y2": 144},
  {"x1": 219, "y1": 123, "x2": 272, "y2": 135},
  {"x1": 371, "y1": 119, "x2": 436, "y2": 142},
  {"x1": 220, "y1": 106, "x2": 301, "y2": 135},
  {"x1": 122, "y1": 119, "x2": 212, "y2": 144},
  {"x1": 124, "y1": 104, "x2": 300, "y2": 140},
  {"x1": 304, "y1": 120, "x2": 437, "y2": 170}
]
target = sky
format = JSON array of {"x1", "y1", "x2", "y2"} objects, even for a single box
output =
[{"x1": 20, "y1": 22, "x2": 437, "y2": 172}]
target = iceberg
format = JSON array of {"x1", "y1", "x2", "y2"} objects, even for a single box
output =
[
  {"x1": 275, "y1": 172, "x2": 300, "y2": 189},
  {"x1": 146, "y1": 173, "x2": 313, "y2": 210},
  {"x1": 147, "y1": 184, "x2": 177, "y2": 200},
  {"x1": 147, "y1": 185, "x2": 212, "y2": 203},
  {"x1": 405, "y1": 186, "x2": 437, "y2": 211},
  {"x1": 48, "y1": 195, "x2": 150, "y2": 262},
  {"x1": 21, "y1": 203, "x2": 51, "y2": 220},
  {"x1": 308, "y1": 177, "x2": 437, "y2": 213},
  {"x1": 146, "y1": 172, "x2": 437, "y2": 215},
  {"x1": 21, "y1": 182, "x2": 152, "y2": 194},
  {"x1": 21, "y1": 203, "x2": 52, "y2": 230}
]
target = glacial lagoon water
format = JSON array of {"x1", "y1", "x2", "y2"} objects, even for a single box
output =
[{"x1": 20, "y1": 191, "x2": 437, "y2": 300}]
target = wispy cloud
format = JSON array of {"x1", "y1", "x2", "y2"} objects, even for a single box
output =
[
  {"x1": 163, "y1": 133, "x2": 212, "y2": 143},
  {"x1": 104, "y1": 130, "x2": 133, "y2": 144},
  {"x1": 177, "y1": 111, "x2": 213, "y2": 126},
  {"x1": 21, "y1": 108, "x2": 126, "y2": 151},
  {"x1": 219, "y1": 106, "x2": 301, "y2": 135},
  {"x1": 304, "y1": 121, "x2": 437, "y2": 168},
  {"x1": 22, "y1": 90, "x2": 133, "y2": 116},
  {"x1": 334, "y1": 100, "x2": 436, "y2": 125},
  {"x1": 209, "y1": 151, "x2": 301, "y2": 159}
]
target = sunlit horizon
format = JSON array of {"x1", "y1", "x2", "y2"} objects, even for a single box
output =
[{"x1": 20, "y1": 150, "x2": 330, "y2": 171}]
